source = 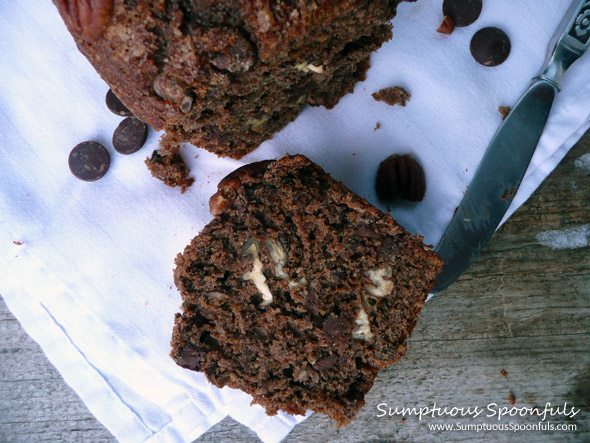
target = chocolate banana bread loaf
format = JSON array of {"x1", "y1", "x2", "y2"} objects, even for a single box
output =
[
  {"x1": 54, "y1": 0, "x2": 410, "y2": 159},
  {"x1": 170, "y1": 155, "x2": 443, "y2": 424}
]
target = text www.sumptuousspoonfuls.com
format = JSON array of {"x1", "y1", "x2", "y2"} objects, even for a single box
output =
[{"x1": 376, "y1": 402, "x2": 580, "y2": 433}]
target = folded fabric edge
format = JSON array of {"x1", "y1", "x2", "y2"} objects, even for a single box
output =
[
  {"x1": 0, "y1": 216, "x2": 233, "y2": 443},
  {"x1": 0, "y1": 286, "x2": 153, "y2": 442},
  {"x1": 143, "y1": 401, "x2": 229, "y2": 443},
  {"x1": 251, "y1": 411, "x2": 313, "y2": 443},
  {"x1": 501, "y1": 115, "x2": 590, "y2": 227},
  {"x1": 1, "y1": 284, "x2": 233, "y2": 443}
]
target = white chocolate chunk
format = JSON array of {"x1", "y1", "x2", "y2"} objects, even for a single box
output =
[
  {"x1": 243, "y1": 242, "x2": 273, "y2": 306},
  {"x1": 289, "y1": 277, "x2": 307, "y2": 289},
  {"x1": 265, "y1": 238, "x2": 288, "y2": 279},
  {"x1": 352, "y1": 308, "x2": 373, "y2": 341},
  {"x1": 246, "y1": 114, "x2": 269, "y2": 130},
  {"x1": 206, "y1": 291, "x2": 227, "y2": 299},
  {"x1": 365, "y1": 267, "x2": 394, "y2": 297},
  {"x1": 295, "y1": 62, "x2": 324, "y2": 74}
]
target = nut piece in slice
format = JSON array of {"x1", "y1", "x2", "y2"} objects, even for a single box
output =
[{"x1": 171, "y1": 155, "x2": 442, "y2": 425}]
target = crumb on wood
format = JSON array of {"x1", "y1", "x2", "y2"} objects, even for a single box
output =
[
  {"x1": 401, "y1": 417, "x2": 407, "y2": 423},
  {"x1": 499, "y1": 106, "x2": 511, "y2": 120},
  {"x1": 372, "y1": 87, "x2": 411, "y2": 107},
  {"x1": 374, "y1": 122, "x2": 381, "y2": 131},
  {"x1": 509, "y1": 393, "x2": 516, "y2": 405},
  {"x1": 437, "y1": 15, "x2": 455, "y2": 35},
  {"x1": 500, "y1": 369, "x2": 508, "y2": 377}
]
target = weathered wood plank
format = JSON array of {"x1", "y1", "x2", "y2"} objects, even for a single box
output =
[{"x1": 1, "y1": 133, "x2": 590, "y2": 442}]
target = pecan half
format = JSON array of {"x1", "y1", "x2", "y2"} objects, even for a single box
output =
[
  {"x1": 56, "y1": 0, "x2": 114, "y2": 42},
  {"x1": 210, "y1": 160, "x2": 273, "y2": 216},
  {"x1": 217, "y1": 160, "x2": 273, "y2": 189},
  {"x1": 375, "y1": 154, "x2": 426, "y2": 202},
  {"x1": 153, "y1": 73, "x2": 185, "y2": 103}
]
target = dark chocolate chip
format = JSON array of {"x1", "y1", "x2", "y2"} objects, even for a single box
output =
[
  {"x1": 442, "y1": 0, "x2": 482, "y2": 28},
  {"x1": 200, "y1": 332, "x2": 221, "y2": 351},
  {"x1": 470, "y1": 27, "x2": 511, "y2": 67},
  {"x1": 253, "y1": 327, "x2": 269, "y2": 340},
  {"x1": 354, "y1": 225, "x2": 377, "y2": 238},
  {"x1": 68, "y1": 141, "x2": 110, "y2": 182},
  {"x1": 287, "y1": 321, "x2": 305, "y2": 338},
  {"x1": 112, "y1": 117, "x2": 148, "y2": 155},
  {"x1": 105, "y1": 89, "x2": 132, "y2": 116},
  {"x1": 322, "y1": 316, "x2": 346, "y2": 338},
  {"x1": 176, "y1": 347, "x2": 201, "y2": 370},
  {"x1": 315, "y1": 356, "x2": 338, "y2": 371}
]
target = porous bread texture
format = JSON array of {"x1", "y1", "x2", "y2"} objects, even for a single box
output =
[
  {"x1": 171, "y1": 155, "x2": 443, "y2": 424},
  {"x1": 55, "y1": 0, "x2": 407, "y2": 158}
]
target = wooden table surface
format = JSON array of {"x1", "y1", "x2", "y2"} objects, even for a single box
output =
[{"x1": 2, "y1": 132, "x2": 590, "y2": 442}]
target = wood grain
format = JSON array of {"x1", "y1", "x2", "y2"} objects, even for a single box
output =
[{"x1": 2, "y1": 133, "x2": 590, "y2": 442}]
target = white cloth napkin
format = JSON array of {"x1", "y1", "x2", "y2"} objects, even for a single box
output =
[{"x1": 1, "y1": 0, "x2": 589, "y2": 442}]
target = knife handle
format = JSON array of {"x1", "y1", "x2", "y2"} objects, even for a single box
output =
[{"x1": 537, "y1": 0, "x2": 590, "y2": 87}]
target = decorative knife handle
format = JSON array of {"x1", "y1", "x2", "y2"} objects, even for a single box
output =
[{"x1": 537, "y1": 0, "x2": 590, "y2": 86}]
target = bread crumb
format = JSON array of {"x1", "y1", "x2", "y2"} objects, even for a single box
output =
[
  {"x1": 372, "y1": 87, "x2": 411, "y2": 107},
  {"x1": 509, "y1": 393, "x2": 516, "y2": 405},
  {"x1": 437, "y1": 15, "x2": 455, "y2": 35},
  {"x1": 145, "y1": 148, "x2": 195, "y2": 193},
  {"x1": 498, "y1": 106, "x2": 511, "y2": 120},
  {"x1": 500, "y1": 369, "x2": 508, "y2": 377},
  {"x1": 13, "y1": 241, "x2": 24, "y2": 245},
  {"x1": 374, "y1": 122, "x2": 381, "y2": 131}
]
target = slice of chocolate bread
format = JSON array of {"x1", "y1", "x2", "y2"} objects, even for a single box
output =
[
  {"x1": 170, "y1": 155, "x2": 442, "y2": 424},
  {"x1": 54, "y1": 0, "x2": 410, "y2": 159}
]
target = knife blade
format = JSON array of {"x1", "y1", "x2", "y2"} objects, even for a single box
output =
[{"x1": 432, "y1": 0, "x2": 590, "y2": 294}]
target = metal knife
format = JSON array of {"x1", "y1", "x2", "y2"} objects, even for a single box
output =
[{"x1": 432, "y1": 0, "x2": 590, "y2": 294}]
